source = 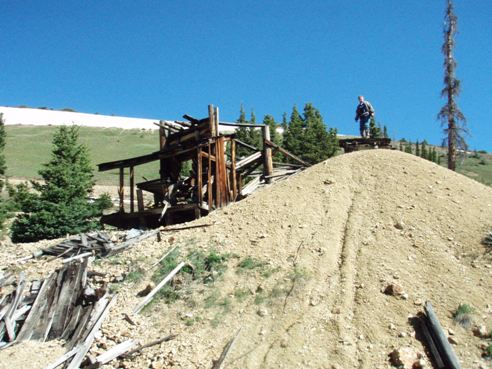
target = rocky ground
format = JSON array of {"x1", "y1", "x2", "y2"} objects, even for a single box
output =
[{"x1": 1, "y1": 150, "x2": 492, "y2": 369}]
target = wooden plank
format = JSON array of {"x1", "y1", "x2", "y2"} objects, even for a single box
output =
[
  {"x1": 108, "y1": 229, "x2": 160, "y2": 256},
  {"x1": 62, "y1": 252, "x2": 92, "y2": 263},
  {"x1": 234, "y1": 139, "x2": 259, "y2": 152},
  {"x1": 264, "y1": 139, "x2": 310, "y2": 167},
  {"x1": 119, "y1": 167, "x2": 124, "y2": 212},
  {"x1": 130, "y1": 166, "x2": 135, "y2": 213},
  {"x1": 235, "y1": 152, "x2": 262, "y2": 171},
  {"x1": 214, "y1": 141, "x2": 221, "y2": 208},
  {"x1": 262, "y1": 126, "x2": 273, "y2": 184},
  {"x1": 136, "y1": 189, "x2": 144, "y2": 212},
  {"x1": 208, "y1": 105, "x2": 216, "y2": 137},
  {"x1": 218, "y1": 121, "x2": 266, "y2": 128},
  {"x1": 16, "y1": 272, "x2": 57, "y2": 341},
  {"x1": 197, "y1": 148, "x2": 203, "y2": 206},
  {"x1": 91, "y1": 339, "x2": 137, "y2": 367},
  {"x1": 231, "y1": 139, "x2": 237, "y2": 200},
  {"x1": 146, "y1": 246, "x2": 178, "y2": 271},
  {"x1": 133, "y1": 262, "x2": 186, "y2": 314},
  {"x1": 207, "y1": 142, "x2": 213, "y2": 209},
  {"x1": 424, "y1": 301, "x2": 462, "y2": 369},
  {"x1": 214, "y1": 106, "x2": 220, "y2": 139},
  {"x1": 66, "y1": 295, "x2": 117, "y2": 369},
  {"x1": 4, "y1": 273, "x2": 26, "y2": 341},
  {"x1": 419, "y1": 316, "x2": 445, "y2": 369},
  {"x1": 122, "y1": 335, "x2": 177, "y2": 358},
  {"x1": 211, "y1": 328, "x2": 241, "y2": 369},
  {"x1": 43, "y1": 347, "x2": 78, "y2": 369}
]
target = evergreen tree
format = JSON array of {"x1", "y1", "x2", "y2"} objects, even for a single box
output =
[
  {"x1": 302, "y1": 103, "x2": 338, "y2": 163},
  {"x1": 11, "y1": 126, "x2": 106, "y2": 242},
  {"x1": 399, "y1": 141, "x2": 404, "y2": 151},
  {"x1": 0, "y1": 114, "x2": 6, "y2": 186},
  {"x1": 248, "y1": 110, "x2": 262, "y2": 150},
  {"x1": 263, "y1": 115, "x2": 282, "y2": 161},
  {"x1": 405, "y1": 142, "x2": 413, "y2": 154},
  {"x1": 283, "y1": 105, "x2": 304, "y2": 159},
  {"x1": 431, "y1": 147, "x2": 438, "y2": 163},
  {"x1": 369, "y1": 117, "x2": 381, "y2": 138},
  {"x1": 437, "y1": 0, "x2": 468, "y2": 171},
  {"x1": 415, "y1": 140, "x2": 420, "y2": 157},
  {"x1": 383, "y1": 125, "x2": 388, "y2": 139},
  {"x1": 235, "y1": 104, "x2": 251, "y2": 158},
  {"x1": 421, "y1": 140, "x2": 428, "y2": 159}
]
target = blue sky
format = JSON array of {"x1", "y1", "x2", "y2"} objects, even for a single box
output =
[{"x1": 1, "y1": 1, "x2": 491, "y2": 151}]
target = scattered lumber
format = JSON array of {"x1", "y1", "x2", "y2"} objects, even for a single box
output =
[{"x1": 422, "y1": 301, "x2": 462, "y2": 369}]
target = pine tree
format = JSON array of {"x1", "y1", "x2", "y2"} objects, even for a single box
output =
[
  {"x1": 0, "y1": 114, "x2": 6, "y2": 186},
  {"x1": 369, "y1": 117, "x2": 381, "y2": 138},
  {"x1": 421, "y1": 140, "x2": 428, "y2": 159},
  {"x1": 283, "y1": 105, "x2": 304, "y2": 159},
  {"x1": 415, "y1": 141, "x2": 420, "y2": 157},
  {"x1": 263, "y1": 115, "x2": 282, "y2": 161},
  {"x1": 235, "y1": 104, "x2": 251, "y2": 158},
  {"x1": 248, "y1": 110, "x2": 262, "y2": 150},
  {"x1": 437, "y1": 0, "x2": 468, "y2": 171},
  {"x1": 405, "y1": 142, "x2": 413, "y2": 154},
  {"x1": 383, "y1": 125, "x2": 388, "y2": 139},
  {"x1": 11, "y1": 126, "x2": 105, "y2": 242},
  {"x1": 302, "y1": 103, "x2": 338, "y2": 163}
]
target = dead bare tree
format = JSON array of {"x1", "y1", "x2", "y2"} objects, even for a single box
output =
[{"x1": 437, "y1": 0, "x2": 468, "y2": 171}]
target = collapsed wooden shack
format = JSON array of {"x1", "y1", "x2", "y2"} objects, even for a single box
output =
[{"x1": 98, "y1": 105, "x2": 309, "y2": 229}]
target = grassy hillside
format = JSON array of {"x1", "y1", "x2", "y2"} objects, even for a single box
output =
[
  {"x1": 5, "y1": 125, "x2": 160, "y2": 185},
  {"x1": 5, "y1": 125, "x2": 492, "y2": 187}
]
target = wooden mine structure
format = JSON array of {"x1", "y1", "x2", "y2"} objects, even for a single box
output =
[
  {"x1": 338, "y1": 137, "x2": 393, "y2": 153},
  {"x1": 98, "y1": 105, "x2": 309, "y2": 229}
]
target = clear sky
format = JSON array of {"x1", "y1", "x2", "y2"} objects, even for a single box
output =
[{"x1": 1, "y1": 1, "x2": 491, "y2": 151}]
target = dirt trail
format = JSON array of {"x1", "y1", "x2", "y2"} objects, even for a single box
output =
[{"x1": 1, "y1": 150, "x2": 491, "y2": 369}]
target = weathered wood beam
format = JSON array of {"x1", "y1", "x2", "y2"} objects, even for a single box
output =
[
  {"x1": 218, "y1": 121, "x2": 266, "y2": 128},
  {"x1": 235, "y1": 152, "x2": 262, "y2": 171},
  {"x1": 264, "y1": 140, "x2": 310, "y2": 167},
  {"x1": 263, "y1": 125, "x2": 273, "y2": 184},
  {"x1": 133, "y1": 262, "x2": 186, "y2": 314},
  {"x1": 423, "y1": 301, "x2": 462, "y2": 369}
]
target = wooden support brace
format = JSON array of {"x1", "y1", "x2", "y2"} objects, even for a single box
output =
[{"x1": 118, "y1": 168, "x2": 124, "y2": 213}]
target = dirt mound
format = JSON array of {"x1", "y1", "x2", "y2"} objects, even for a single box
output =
[{"x1": 2, "y1": 150, "x2": 492, "y2": 368}]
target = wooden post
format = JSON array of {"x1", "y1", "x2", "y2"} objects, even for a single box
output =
[
  {"x1": 159, "y1": 123, "x2": 166, "y2": 180},
  {"x1": 215, "y1": 139, "x2": 222, "y2": 208},
  {"x1": 208, "y1": 105, "x2": 216, "y2": 137},
  {"x1": 129, "y1": 166, "x2": 135, "y2": 213},
  {"x1": 118, "y1": 168, "x2": 124, "y2": 213},
  {"x1": 214, "y1": 106, "x2": 220, "y2": 138},
  {"x1": 197, "y1": 148, "x2": 203, "y2": 207},
  {"x1": 207, "y1": 141, "x2": 213, "y2": 210},
  {"x1": 231, "y1": 139, "x2": 237, "y2": 200},
  {"x1": 136, "y1": 190, "x2": 144, "y2": 212},
  {"x1": 263, "y1": 125, "x2": 273, "y2": 184}
]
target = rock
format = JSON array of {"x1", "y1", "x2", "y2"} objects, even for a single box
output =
[
  {"x1": 447, "y1": 336, "x2": 459, "y2": 345},
  {"x1": 383, "y1": 283, "x2": 404, "y2": 296},
  {"x1": 151, "y1": 362, "x2": 165, "y2": 369},
  {"x1": 388, "y1": 347, "x2": 422, "y2": 369},
  {"x1": 394, "y1": 221, "x2": 405, "y2": 230},
  {"x1": 280, "y1": 339, "x2": 288, "y2": 348},
  {"x1": 137, "y1": 283, "x2": 155, "y2": 297},
  {"x1": 389, "y1": 323, "x2": 396, "y2": 330},
  {"x1": 401, "y1": 293, "x2": 409, "y2": 300},
  {"x1": 257, "y1": 307, "x2": 268, "y2": 317},
  {"x1": 414, "y1": 299, "x2": 423, "y2": 306},
  {"x1": 448, "y1": 328, "x2": 455, "y2": 336},
  {"x1": 473, "y1": 325, "x2": 489, "y2": 338},
  {"x1": 399, "y1": 331, "x2": 407, "y2": 338}
]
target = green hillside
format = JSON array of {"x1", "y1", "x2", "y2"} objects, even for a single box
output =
[
  {"x1": 4, "y1": 125, "x2": 492, "y2": 187},
  {"x1": 5, "y1": 125, "x2": 160, "y2": 185}
]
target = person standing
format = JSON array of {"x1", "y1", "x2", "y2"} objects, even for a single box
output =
[{"x1": 354, "y1": 95, "x2": 375, "y2": 138}]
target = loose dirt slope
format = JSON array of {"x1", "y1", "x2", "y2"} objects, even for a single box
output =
[{"x1": 2, "y1": 150, "x2": 492, "y2": 368}]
